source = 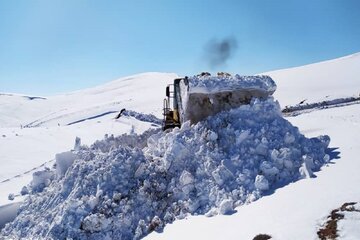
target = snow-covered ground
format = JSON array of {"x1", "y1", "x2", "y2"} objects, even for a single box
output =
[
  {"x1": 1, "y1": 72, "x2": 177, "y2": 128},
  {"x1": 1, "y1": 53, "x2": 360, "y2": 239},
  {"x1": 0, "y1": 97, "x2": 331, "y2": 239},
  {"x1": 266, "y1": 52, "x2": 360, "y2": 108},
  {"x1": 0, "y1": 72, "x2": 175, "y2": 206}
]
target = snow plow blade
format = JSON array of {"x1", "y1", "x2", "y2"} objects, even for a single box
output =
[
  {"x1": 163, "y1": 73, "x2": 276, "y2": 130},
  {"x1": 184, "y1": 88, "x2": 274, "y2": 124}
]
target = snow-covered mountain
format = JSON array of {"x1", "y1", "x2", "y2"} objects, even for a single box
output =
[{"x1": 1, "y1": 53, "x2": 360, "y2": 239}]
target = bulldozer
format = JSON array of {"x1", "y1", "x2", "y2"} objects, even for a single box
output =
[{"x1": 162, "y1": 73, "x2": 276, "y2": 131}]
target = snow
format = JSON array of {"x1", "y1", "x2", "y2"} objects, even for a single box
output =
[
  {"x1": 265, "y1": 52, "x2": 360, "y2": 107},
  {"x1": 0, "y1": 96, "x2": 331, "y2": 239},
  {"x1": 1, "y1": 52, "x2": 360, "y2": 239},
  {"x1": 182, "y1": 75, "x2": 277, "y2": 124},
  {"x1": 218, "y1": 199, "x2": 234, "y2": 215},
  {"x1": 0, "y1": 72, "x2": 174, "y2": 207},
  {"x1": 0, "y1": 202, "x2": 21, "y2": 230},
  {"x1": 0, "y1": 113, "x2": 158, "y2": 206},
  {"x1": 188, "y1": 74, "x2": 276, "y2": 94},
  {"x1": 145, "y1": 102, "x2": 360, "y2": 240},
  {"x1": 30, "y1": 168, "x2": 55, "y2": 192},
  {"x1": 254, "y1": 175, "x2": 269, "y2": 191},
  {"x1": 55, "y1": 151, "x2": 77, "y2": 177},
  {"x1": 338, "y1": 203, "x2": 360, "y2": 240},
  {"x1": 0, "y1": 72, "x2": 176, "y2": 128},
  {"x1": 147, "y1": 53, "x2": 360, "y2": 240}
]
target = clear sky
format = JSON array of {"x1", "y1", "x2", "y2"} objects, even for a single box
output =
[{"x1": 1, "y1": 0, "x2": 360, "y2": 95}]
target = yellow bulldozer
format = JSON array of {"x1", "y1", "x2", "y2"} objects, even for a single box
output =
[{"x1": 162, "y1": 73, "x2": 276, "y2": 130}]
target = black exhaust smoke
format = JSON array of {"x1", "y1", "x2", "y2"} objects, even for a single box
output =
[{"x1": 203, "y1": 36, "x2": 238, "y2": 69}]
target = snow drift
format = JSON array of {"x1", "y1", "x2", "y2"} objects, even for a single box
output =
[{"x1": 1, "y1": 96, "x2": 331, "y2": 239}]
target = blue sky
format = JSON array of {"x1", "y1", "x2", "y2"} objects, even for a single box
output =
[{"x1": 1, "y1": 0, "x2": 360, "y2": 95}]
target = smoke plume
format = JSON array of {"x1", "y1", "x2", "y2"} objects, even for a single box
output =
[{"x1": 204, "y1": 36, "x2": 238, "y2": 69}]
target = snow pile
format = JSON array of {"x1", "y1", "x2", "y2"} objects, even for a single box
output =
[
  {"x1": 29, "y1": 152, "x2": 77, "y2": 193},
  {"x1": 188, "y1": 74, "x2": 276, "y2": 94},
  {"x1": 55, "y1": 151, "x2": 77, "y2": 177},
  {"x1": 181, "y1": 74, "x2": 277, "y2": 124},
  {"x1": 122, "y1": 110, "x2": 162, "y2": 126},
  {"x1": 1, "y1": 98, "x2": 331, "y2": 240},
  {"x1": 30, "y1": 168, "x2": 55, "y2": 193}
]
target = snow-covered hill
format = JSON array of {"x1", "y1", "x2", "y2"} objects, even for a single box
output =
[
  {"x1": 265, "y1": 52, "x2": 360, "y2": 107},
  {"x1": 1, "y1": 53, "x2": 360, "y2": 239},
  {"x1": 0, "y1": 72, "x2": 177, "y2": 128}
]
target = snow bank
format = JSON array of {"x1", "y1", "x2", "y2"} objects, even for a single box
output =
[
  {"x1": 188, "y1": 74, "x2": 276, "y2": 94},
  {"x1": 1, "y1": 98, "x2": 331, "y2": 239}
]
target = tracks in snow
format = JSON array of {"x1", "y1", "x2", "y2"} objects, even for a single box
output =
[
  {"x1": 67, "y1": 111, "x2": 118, "y2": 125},
  {"x1": 22, "y1": 100, "x2": 162, "y2": 128},
  {"x1": 22, "y1": 101, "x2": 126, "y2": 127},
  {"x1": 282, "y1": 96, "x2": 360, "y2": 117},
  {"x1": 0, "y1": 159, "x2": 55, "y2": 185}
]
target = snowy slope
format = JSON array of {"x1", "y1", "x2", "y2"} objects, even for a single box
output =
[
  {"x1": 0, "y1": 72, "x2": 176, "y2": 206},
  {"x1": 0, "y1": 72, "x2": 177, "y2": 128},
  {"x1": 265, "y1": 52, "x2": 360, "y2": 107}
]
